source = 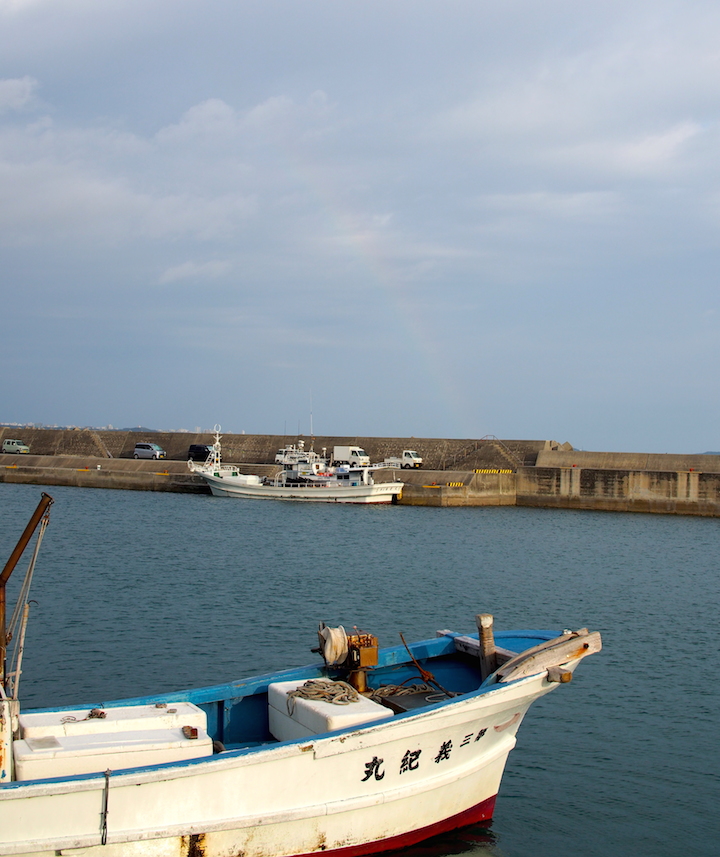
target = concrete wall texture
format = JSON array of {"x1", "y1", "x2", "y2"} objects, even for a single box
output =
[
  {"x1": 535, "y1": 448, "x2": 720, "y2": 473},
  {"x1": 0, "y1": 427, "x2": 548, "y2": 470},
  {"x1": 516, "y1": 467, "x2": 720, "y2": 516},
  {"x1": 3, "y1": 428, "x2": 720, "y2": 516}
]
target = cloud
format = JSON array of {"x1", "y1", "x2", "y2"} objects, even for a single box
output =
[
  {"x1": 550, "y1": 121, "x2": 703, "y2": 179},
  {"x1": 155, "y1": 91, "x2": 334, "y2": 151},
  {"x1": 0, "y1": 155, "x2": 256, "y2": 246},
  {"x1": 0, "y1": 0, "x2": 40, "y2": 14},
  {"x1": 0, "y1": 103, "x2": 260, "y2": 247},
  {"x1": 155, "y1": 98, "x2": 238, "y2": 142},
  {"x1": 158, "y1": 260, "x2": 232, "y2": 284},
  {"x1": 0, "y1": 88, "x2": 339, "y2": 253},
  {"x1": 0, "y1": 76, "x2": 37, "y2": 112}
]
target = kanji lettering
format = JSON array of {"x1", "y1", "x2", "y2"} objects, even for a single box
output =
[
  {"x1": 361, "y1": 756, "x2": 385, "y2": 781},
  {"x1": 434, "y1": 740, "x2": 452, "y2": 763},
  {"x1": 399, "y1": 749, "x2": 422, "y2": 773}
]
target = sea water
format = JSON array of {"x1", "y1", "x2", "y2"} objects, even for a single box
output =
[{"x1": 0, "y1": 482, "x2": 717, "y2": 857}]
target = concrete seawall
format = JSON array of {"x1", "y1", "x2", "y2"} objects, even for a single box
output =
[
  {"x1": 534, "y1": 448, "x2": 720, "y2": 473},
  {"x1": 0, "y1": 455, "x2": 211, "y2": 493},
  {"x1": 517, "y1": 466, "x2": 720, "y2": 516},
  {"x1": 3, "y1": 428, "x2": 720, "y2": 516}
]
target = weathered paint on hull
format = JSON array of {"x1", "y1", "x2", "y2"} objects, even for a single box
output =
[
  {"x1": 9, "y1": 797, "x2": 496, "y2": 857},
  {"x1": 8, "y1": 764, "x2": 503, "y2": 857},
  {"x1": 292, "y1": 794, "x2": 497, "y2": 857},
  {"x1": 0, "y1": 697, "x2": 14, "y2": 787}
]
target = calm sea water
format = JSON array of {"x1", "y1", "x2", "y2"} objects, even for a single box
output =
[{"x1": 1, "y1": 483, "x2": 718, "y2": 857}]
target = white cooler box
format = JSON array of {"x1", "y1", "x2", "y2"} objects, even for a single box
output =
[
  {"x1": 268, "y1": 679, "x2": 393, "y2": 742},
  {"x1": 14, "y1": 702, "x2": 211, "y2": 781},
  {"x1": 18, "y1": 702, "x2": 207, "y2": 739}
]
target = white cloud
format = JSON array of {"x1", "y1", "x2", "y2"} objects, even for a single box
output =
[
  {"x1": 0, "y1": 96, "x2": 261, "y2": 246},
  {"x1": 551, "y1": 122, "x2": 703, "y2": 178},
  {"x1": 243, "y1": 95, "x2": 295, "y2": 129},
  {"x1": 0, "y1": 0, "x2": 40, "y2": 14},
  {"x1": 158, "y1": 260, "x2": 231, "y2": 284},
  {"x1": 0, "y1": 76, "x2": 37, "y2": 112},
  {"x1": 609, "y1": 122, "x2": 702, "y2": 171},
  {"x1": 155, "y1": 91, "x2": 333, "y2": 147},
  {"x1": 155, "y1": 98, "x2": 237, "y2": 142},
  {"x1": 477, "y1": 191, "x2": 619, "y2": 220},
  {"x1": 0, "y1": 153, "x2": 257, "y2": 246}
]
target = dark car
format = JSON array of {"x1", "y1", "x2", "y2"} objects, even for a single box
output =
[{"x1": 187, "y1": 444, "x2": 215, "y2": 462}]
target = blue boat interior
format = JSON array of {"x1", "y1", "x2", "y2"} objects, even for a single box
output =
[{"x1": 29, "y1": 630, "x2": 558, "y2": 754}]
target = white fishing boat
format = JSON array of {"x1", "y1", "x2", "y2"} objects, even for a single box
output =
[
  {"x1": 0, "y1": 495, "x2": 601, "y2": 857},
  {"x1": 189, "y1": 430, "x2": 403, "y2": 504}
]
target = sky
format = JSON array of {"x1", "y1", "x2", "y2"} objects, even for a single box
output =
[{"x1": 1, "y1": 0, "x2": 719, "y2": 453}]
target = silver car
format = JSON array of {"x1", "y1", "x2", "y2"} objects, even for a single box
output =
[{"x1": 133, "y1": 442, "x2": 167, "y2": 460}]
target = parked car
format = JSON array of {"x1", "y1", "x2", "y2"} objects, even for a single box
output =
[
  {"x1": 187, "y1": 444, "x2": 215, "y2": 462},
  {"x1": 133, "y1": 442, "x2": 167, "y2": 460},
  {"x1": 2, "y1": 439, "x2": 30, "y2": 454}
]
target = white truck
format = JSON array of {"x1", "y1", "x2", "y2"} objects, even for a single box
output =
[
  {"x1": 332, "y1": 445, "x2": 370, "y2": 467},
  {"x1": 380, "y1": 450, "x2": 423, "y2": 469}
]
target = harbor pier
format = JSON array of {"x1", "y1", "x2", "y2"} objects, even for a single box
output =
[{"x1": 2, "y1": 427, "x2": 720, "y2": 516}]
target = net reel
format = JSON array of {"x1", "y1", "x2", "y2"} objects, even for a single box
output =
[{"x1": 316, "y1": 623, "x2": 379, "y2": 692}]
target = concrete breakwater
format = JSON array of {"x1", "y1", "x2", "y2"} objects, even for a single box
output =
[
  {"x1": 0, "y1": 455, "x2": 213, "y2": 494},
  {"x1": 2, "y1": 427, "x2": 720, "y2": 516},
  {"x1": 0, "y1": 427, "x2": 546, "y2": 470}
]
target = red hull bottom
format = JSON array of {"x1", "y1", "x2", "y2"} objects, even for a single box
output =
[{"x1": 293, "y1": 795, "x2": 498, "y2": 857}]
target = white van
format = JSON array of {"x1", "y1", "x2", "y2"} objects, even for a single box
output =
[{"x1": 2, "y1": 439, "x2": 30, "y2": 454}]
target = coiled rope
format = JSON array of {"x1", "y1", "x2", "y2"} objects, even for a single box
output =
[
  {"x1": 368, "y1": 683, "x2": 451, "y2": 704},
  {"x1": 286, "y1": 679, "x2": 359, "y2": 715},
  {"x1": 368, "y1": 683, "x2": 432, "y2": 699},
  {"x1": 60, "y1": 708, "x2": 107, "y2": 724}
]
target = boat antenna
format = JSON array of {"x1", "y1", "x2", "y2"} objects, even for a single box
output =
[
  {"x1": 1, "y1": 492, "x2": 53, "y2": 690},
  {"x1": 310, "y1": 389, "x2": 314, "y2": 450},
  {"x1": 211, "y1": 424, "x2": 222, "y2": 470}
]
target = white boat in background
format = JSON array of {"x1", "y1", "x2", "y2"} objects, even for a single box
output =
[
  {"x1": 274, "y1": 439, "x2": 325, "y2": 467},
  {"x1": 0, "y1": 495, "x2": 602, "y2": 857},
  {"x1": 189, "y1": 429, "x2": 403, "y2": 504}
]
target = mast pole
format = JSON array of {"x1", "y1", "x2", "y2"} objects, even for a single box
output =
[{"x1": 0, "y1": 492, "x2": 53, "y2": 688}]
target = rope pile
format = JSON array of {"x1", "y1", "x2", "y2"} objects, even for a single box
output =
[
  {"x1": 368, "y1": 683, "x2": 444, "y2": 702},
  {"x1": 286, "y1": 679, "x2": 360, "y2": 715}
]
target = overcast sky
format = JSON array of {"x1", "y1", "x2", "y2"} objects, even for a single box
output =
[{"x1": 1, "y1": 0, "x2": 719, "y2": 452}]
